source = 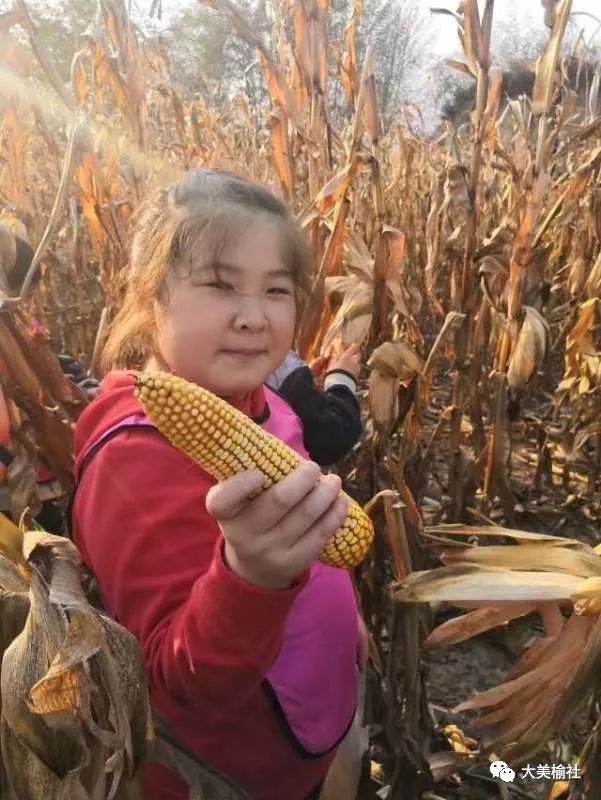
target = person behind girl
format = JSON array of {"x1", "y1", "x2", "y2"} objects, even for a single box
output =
[
  {"x1": 266, "y1": 343, "x2": 362, "y2": 467},
  {"x1": 0, "y1": 223, "x2": 99, "y2": 530},
  {"x1": 71, "y1": 169, "x2": 364, "y2": 800}
]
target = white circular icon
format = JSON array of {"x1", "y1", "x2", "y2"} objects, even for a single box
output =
[{"x1": 490, "y1": 760, "x2": 515, "y2": 783}]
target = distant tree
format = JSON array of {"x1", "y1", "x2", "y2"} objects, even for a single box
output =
[
  {"x1": 325, "y1": 0, "x2": 431, "y2": 127},
  {"x1": 436, "y1": 7, "x2": 550, "y2": 122},
  {"x1": 157, "y1": 2, "x2": 266, "y2": 105},
  {"x1": 24, "y1": 0, "x2": 97, "y2": 80},
  {"x1": 434, "y1": 5, "x2": 596, "y2": 123},
  {"x1": 360, "y1": 0, "x2": 431, "y2": 125},
  {"x1": 162, "y1": 0, "x2": 431, "y2": 127}
]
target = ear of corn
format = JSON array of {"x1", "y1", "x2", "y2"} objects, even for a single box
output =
[
  {"x1": 134, "y1": 370, "x2": 374, "y2": 570},
  {"x1": 0, "y1": 530, "x2": 153, "y2": 799}
]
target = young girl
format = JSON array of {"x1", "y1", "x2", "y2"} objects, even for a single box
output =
[{"x1": 71, "y1": 169, "x2": 363, "y2": 800}]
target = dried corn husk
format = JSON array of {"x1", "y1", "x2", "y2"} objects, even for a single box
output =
[
  {"x1": 507, "y1": 306, "x2": 549, "y2": 390},
  {"x1": 1, "y1": 531, "x2": 152, "y2": 800}
]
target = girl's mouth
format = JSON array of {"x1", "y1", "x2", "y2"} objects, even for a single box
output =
[{"x1": 220, "y1": 349, "x2": 266, "y2": 358}]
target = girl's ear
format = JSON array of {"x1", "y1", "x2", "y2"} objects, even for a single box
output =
[{"x1": 153, "y1": 297, "x2": 166, "y2": 329}]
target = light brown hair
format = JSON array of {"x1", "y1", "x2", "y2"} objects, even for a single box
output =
[{"x1": 102, "y1": 169, "x2": 311, "y2": 370}]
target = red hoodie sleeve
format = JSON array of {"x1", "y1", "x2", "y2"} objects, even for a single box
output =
[{"x1": 72, "y1": 427, "x2": 306, "y2": 716}]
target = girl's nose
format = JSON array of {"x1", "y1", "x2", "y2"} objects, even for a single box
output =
[{"x1": 233, "y1": 295, "x2": 268, "y2": 332}]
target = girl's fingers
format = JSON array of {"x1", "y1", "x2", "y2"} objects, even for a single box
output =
[
  {"x1": 273, "y1": 474, "x2": 343, "y2": 545},
  {"x1": 288, "y1": 494, "x2": 349, "y2": 567},
  {"x1": 241, "y1": 461, "x2": 323, "y2": 532},
  {"x1": 206, "y1": 469, "x2": 265, "y2": 520}
]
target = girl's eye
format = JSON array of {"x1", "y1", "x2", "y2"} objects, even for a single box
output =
[
  {"x1": 206, "y1": 280, "x2": 234, "y2": 292},
  {"x1": 267, "y1": 286, "x2": 293, "y2": 296}
]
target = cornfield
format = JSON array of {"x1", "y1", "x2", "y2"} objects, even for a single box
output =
[{"x1": 1, "y1": 0, "x2": 601, "y2": 797}]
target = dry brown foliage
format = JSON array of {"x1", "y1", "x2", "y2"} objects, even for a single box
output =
[{"x1": 2, "y1": 0, "x2": 601, "y2": 797}]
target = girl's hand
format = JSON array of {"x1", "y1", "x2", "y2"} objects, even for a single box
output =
[
  {"x1": 329, "y1": 344, "x2": 361, "y2": 379},
  {"x1": 206, "y1": 463, "x2": 349, "y2": 590}
]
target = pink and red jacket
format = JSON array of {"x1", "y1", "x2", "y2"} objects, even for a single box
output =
[{"x1": 71, "y1": 371, "x2": 359, "y2": 800}]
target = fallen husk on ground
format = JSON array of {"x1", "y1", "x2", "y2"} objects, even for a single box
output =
[
  {"x1": 0, "y1": 514, "x2": 248, "y2": 800},
  {"x1": 395, "y1": 524, "x2": 601, "y2": 786}
]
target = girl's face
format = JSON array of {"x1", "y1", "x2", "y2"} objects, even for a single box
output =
[{"x1": 154, "y1": 221, "x2": 297, "y2": 397}]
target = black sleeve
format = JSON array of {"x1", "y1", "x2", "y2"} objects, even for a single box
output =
[
  {"x1": 277, "y1": 366, "x2": 362, "y2": 467},
  {"x1": 58, "y1": 354, "x2": 99, "y2": 390},
  {"x1": 58, "y1": 354, "x2": 87, "y2": 384}
]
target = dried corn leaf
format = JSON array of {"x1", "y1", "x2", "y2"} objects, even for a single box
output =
[
  {"x1": 70, "y1": 49, "x2": 88, "y2": 109},
  {"x1": 453, "y1": 614, "x2": 601, "y2": 763},
  {"x1": 441, "y1": 544, "x2": 601, "y2": 577},
  {"x1": 0, "y1": 512, "x2": 25, "y2": 569},
  {"x1": 261, "y1": 53, "x2": 304, "y2": 130},
  {"x1": 29, "y1": 666, "x2": 85, "y2": 717},
  {"x1": 11, "y1": 312, "x2": 86, "y2": 410},
  {"x1": 340, "y1": 16, "x2": 358, "y2": 107},
  {"x1": 426, "y1": 524, "x2": 584, "y2": 548},
  {"x1": 460, "y1": 0, "x2": 485, "y2": 75},
  {"x1": 564, "y1": 298, "x2": 599, "y2": 383},
  {"x1": 267, "y1": 110, "x2": 293, "y2": 198},
  {"x1": 0, "y1": 553, "x2": 29, "y2": 681},
  {"x1": 483, "y1": 68, "x2": 503, "y2": 148},
  {"x1": 425, "y1": 603, "x2": 536, "y2": 648},
  {"x1": 380, "y1": 226, "x2": 406, "y2": 281},
  {"x1": 424, "y1": 176, "x2": 444, "y2": 296},
  {"x1": 568, "y1": 256, "x2": 587, "y2": 297},
  {"x1": 344, "y1": 232, "x2": 373, "y2": 280},
  {"x1": 368, "y1": 371, "x2": 398, "y2": 432},
  {"x1": 423, "y1": 311, "x2": 465, "y2": 375},
  {"x1": 316, "y1": 199, "x2": 349, "y2": 280},
  {"x1": 584, "y1": 249, "x2": 601, "y2": 298},
  {"x1": 362, "y1": 73, "x2": 381, "y2": 144},
  {"x1": 294, "y1": 3, "x2": 327, "y2": 95},
  {"x1": 446, "y1": 59, "x2": 472, "y2": 76},
  {"x1": 6, "y1": 438, "x2": 39, "y2": 522},
  {"x1": 532, "y1": 0, "x2": 572, "y2": 115},
  {"x1": 321, "y1": 280, "x2": 372, "y2": 351},
  {"x1": 0, "y1": 318, "x2": 44, "y2": 404},
  {"x1": 369, "y1": 340, "x2": 423, "y2": 379},
  {"x1": 73, "y1": 150, "x2": 106, "y2": 255},
  {"x1": 395, "y1": 564, "x2": 583, "y2": 604},
  {"x1": 324, "y1": 275, "x2": 355, "y2": 306},
  {"x1": 456, "y1": 612, "x2": 592, "y2": 715}
]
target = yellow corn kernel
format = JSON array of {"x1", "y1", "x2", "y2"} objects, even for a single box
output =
[{"x1": 134, "y1": 371, "x2": 373, "y2": 569}]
